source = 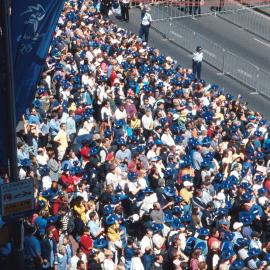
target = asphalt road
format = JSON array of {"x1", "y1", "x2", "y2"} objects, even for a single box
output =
[
  {"x1": 111, "y1": 9, "x2": 270, "y2": 119},
  {"x1": 149, "y1": 5, "x2": 270, "y2": 72}
]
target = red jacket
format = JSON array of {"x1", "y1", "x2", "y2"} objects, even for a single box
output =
[
  {"x1": 61, "y1": 174, "x2": 75, "y2": 192},
  {"x1": 52, "y1": 198, "x2": 66, "y2": 215},
  {"x1": 80, "y1": 233, "x2": 93, "y2": 256},
  {"x1": 48, "y1": 225, "x2": 59, "y2": 243},
  {"x1": 80, "y1": 146, "x2": 90, "y2": 163}
]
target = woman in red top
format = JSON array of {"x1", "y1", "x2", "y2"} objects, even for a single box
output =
[
  {"x1": 80, "y1": 141, "x2": 90, "y2": 164},
  {"x1": 60, "y1": 170, "x2": 75, "y2": 193},
  {"x1": 79, "y1": 227, "x2": 93, "y2": 257}
]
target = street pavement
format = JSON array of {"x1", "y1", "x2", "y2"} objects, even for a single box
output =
[
  {"x1": 111, "y1": 9, "x2": 270, "y2": 119},
  {"x1": 148, "y1": 5, "x2": 270, "y2": 72}
]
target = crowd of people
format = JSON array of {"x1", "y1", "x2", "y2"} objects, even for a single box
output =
[{"x1": 1, "y1": 0, "x2": 270, "y2": 269}]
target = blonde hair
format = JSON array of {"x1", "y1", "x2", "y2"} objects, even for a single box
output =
[{"x1": 87, "y1": 200, "x2": 95, "y2": 210}]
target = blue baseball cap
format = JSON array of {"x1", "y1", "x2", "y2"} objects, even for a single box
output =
[
  {"x1": 236, "y1": 238, "x2": 250, "y2": 248},
  {"x1": 194, "y1": 241, "x2": 207, "y2": 251},
  {"x1": 248, "y1": 248, "x2": 261, "y2": 257},
  {"x1": 171, "y1": 219, "x2": 184, "y2": 230},
  {"x1": 164, "y1": 213, "x2": 174, "y2": 224},
  {"x1": 230, "y1": 259, "x2": 245, "y2": 270},
  {"x1": 198, "y1": 228, "x2": 209, "y2": 237},
  {"x1": 221, "y1": 249, "x2": 235, "y2": 261},
  {"x1": 94, "y1": 238, "x2": 108, "y2": 249},
  {"x1": 103, "y1": 205, "x2": 114, "y2": 216},
  {"x1": 152, "y1": 223, "x2": 164, "y2": 233},
  {"x1": 163, "y1": 186, "x2": 176, "y2": 197},
  {"x1": 105, "y1": 214, "x2": 119, "y2": 226}
]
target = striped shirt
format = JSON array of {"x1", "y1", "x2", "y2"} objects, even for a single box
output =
[{"x1": 61, "y1": 214, "x2": 69, "y2": 232}]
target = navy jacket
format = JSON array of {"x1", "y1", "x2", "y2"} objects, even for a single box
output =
[{"x1": 41, "y1": 237, "x2": 57, "y2": 263}]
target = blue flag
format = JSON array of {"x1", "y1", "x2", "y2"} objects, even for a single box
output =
[
  {"x1": 0, "y1": 1, "x2": 65, "y2": 168},
  {"x1": 11, "y1": 0, "x2": 65, "y2": 121}
]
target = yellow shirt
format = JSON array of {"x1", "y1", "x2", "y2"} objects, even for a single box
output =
[
  {"x1": 179, "y1": 188, "x2": 192, "y2": 204},
  {"x1": 54, "y1": 130, "x2": 68, "y2": 150},
  {"x1": 130, "y1": 119, "x2": 141, "y2": 130},
  {"x1": 74, "y1": 205, "x2": 86, "y2": 224},
  {"x1": 107, "y1": 224, "x2": 121, "y2": 242}
]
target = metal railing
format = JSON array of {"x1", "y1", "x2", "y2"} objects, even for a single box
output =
[
  {"x1": 218, "y1": 5, "x2": 270, "y2": 41},
  {"x1": 153, "y1": 19, "x2": 270, "y2": 97},
  {"x1": 131, "y1": 0, "x2": 270, "y2": 21}
]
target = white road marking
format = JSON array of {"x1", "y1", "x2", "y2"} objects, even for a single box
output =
[{"x1": 253, "y1": 38, "x2": 270, "y2": 48}]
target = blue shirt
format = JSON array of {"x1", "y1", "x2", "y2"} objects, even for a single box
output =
[
  {"x1": 88, "y1": 220, "x2": 100, "y2": 238},
  {"x1": 124, "y1": 246, "x2": 135, "y2": 262},
  {"x1": 49, "y1": 119, "x2": 60, "y2": 136},
  {"x1": 66, "y1": 116, "x2": 76, "y2": 136},
  {"x1": 28, "y1": 114, "x2": 40, "y2": 125},
  {"x1": 57, "y1": 253, "x2": 68, "y2": 270},
  {"x1": 192, "y1": 150, "x2": 203, "y2": 170},
  {"x1": 24, "y1": 235, "x2": 41, "y2": 263},
  {"x1": 142, "y1": 254, "x2": 154, "y2": 270},
  {"x1": 34, "y1": 216, "x2": 47, "y2": 235}
]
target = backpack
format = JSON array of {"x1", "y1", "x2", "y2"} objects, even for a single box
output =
[{"x1": 67, "y1": 211, "x2": 75, "y2": 234}]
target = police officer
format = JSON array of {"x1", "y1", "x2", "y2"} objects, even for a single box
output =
[
  {"x1": 139, "y1": 5, "x2": 152, "y2": 43},
  {"x1": 100, "y1": 0, "x2": 112, "y2": 19},
  {"x1": 120, "y1": 0, "x2": 130, "y2": 22},
  {"x1": 192, "y1": 46, "x2": 203, "y2": 80}
]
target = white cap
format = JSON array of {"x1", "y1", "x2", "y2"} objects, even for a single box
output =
[
  {"x1": 233, "y1": 222, "x2": 243, "y2": 230},
  {"x1": 183, "y1": 181, "x2": 193, "y2": 187},
  {"x1": 166, "y1": 56, "x2": 173, "y2": 62}
]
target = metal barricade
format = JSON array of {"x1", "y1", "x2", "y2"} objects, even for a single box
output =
[
  {"x1": 257, "y1": 69, "x2": 270, "y2": 97},
  {"x1": 195, "y1": 33, "x2": 225, "y2": 71},
  {"x1": 219, "y1": 8, "x2": 270, "y2": 41},
  {"x1": 223, "y1": 51, "x2": 259, "y2": 90},
  {"x1": 165, "y1": 21, "x2": 196, "y2": 50}
]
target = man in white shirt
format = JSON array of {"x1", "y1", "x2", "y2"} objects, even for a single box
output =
[
  {"x1": 139, "y1": 5, "x2": 152, "y2": 43},
  {"x1": 161, "y1": 127, "x2": 175, "y2": 147},
  {"x1": 130, "y1": 249, "x2": 145, "y2": 270},
  {"x1": 103, "y1": 250, "x2": 116, "y2": 270},
  {"x1": 70, "y1": 248, "x2": 87, "y2": 270},
  {"x1": 140, "y1": 229, "x2": 154, "y2": 254},
  {"x1": 142, "y1": 109, "x2": 154, "y2": 138},
  {"x1": 115, "y1": 103, "x2": 127, "y2": 122},
  {"x1": 192, "y1": 46, "x2": 203, "y2": 80}
]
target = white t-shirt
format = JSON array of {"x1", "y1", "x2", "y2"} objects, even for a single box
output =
[
  {"x1": 161, "y1": 133, "x2": 175, "y2": 146},
  {"x1": 193, "y1": 52, "x2": 203, "y2": 62},
  {"x1": 115, "y1": 108, "x2": 127, "y2": 121},
  {"x1": 42, "y1": 176, "x2": 52, "y2": 190},
  {"x1": 130, "y1": 257, "x2": 145, "y2": 270},
  {"x1": 70, "y1": 254, "x2": 87, "y2": 270},
  {"x1": 140, "y1": 235, "x2": 153, "y2": 253},
  {"x1": 103, "y1": 258, "x2": 116, "y2": 270},
  {"x1": 141, "y1": 12, "x2": 152, "y2": 26},
  {"x1": 142, "y1": 115, "x2": 153, "y2": 130},
  {"x1": 105, "y1": 172, "x2": 118, "y2": 189},
  {"x1": 153, "y1": 233, "x2": 165, "y2": 252}
]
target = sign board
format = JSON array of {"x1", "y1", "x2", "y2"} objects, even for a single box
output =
[{"x1": 0, "y1": 179, "x2": 34, "y2": 219}]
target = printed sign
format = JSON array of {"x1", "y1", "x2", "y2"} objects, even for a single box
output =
[{"x1": 0, "y1": 180, "x2": 34, "y2": 219}]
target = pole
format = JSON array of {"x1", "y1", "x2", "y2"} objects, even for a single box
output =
[
  {"x1": 1, "y1": 0, "x2": 18, "y2": 181},
  {"x1": 1, "y1": 1, "x2": 24, "y2": 270}
]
